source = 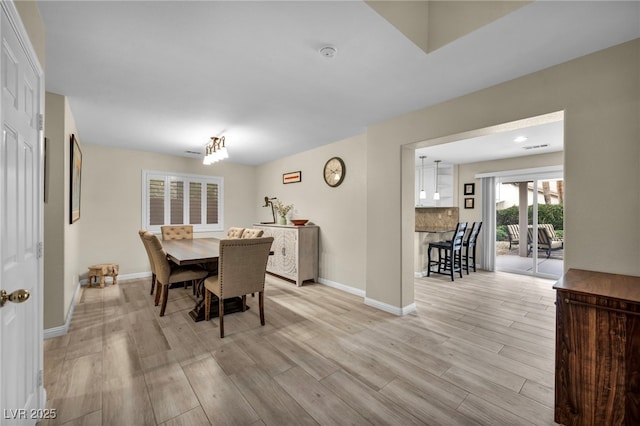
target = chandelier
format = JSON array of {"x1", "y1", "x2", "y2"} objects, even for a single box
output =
[{"x1": 203, "y1": 136, "x2": 228, "y2": 165}]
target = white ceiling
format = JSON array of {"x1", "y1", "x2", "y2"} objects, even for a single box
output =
[
  {"x1": 38, "y1": 1, "x2": 640, "y2": 166},
  {"x1": 415, "y1": 119, "x2": 564, "y2": 166}
]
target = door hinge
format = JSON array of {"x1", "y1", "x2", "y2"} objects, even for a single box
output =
[
  {"x1": 37, "y1": 369, "x2": 43, "y2": 386},
  {"x1": 38, "y1": 114, "x2": 44, "y2": 131},
  {"x1": 37, "y1": 242, "x2": 43, "y2": 259}
]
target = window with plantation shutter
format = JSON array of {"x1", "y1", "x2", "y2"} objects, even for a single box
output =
[{"x1": 142, "y1": 171, "x2": 223, "y2": 233}]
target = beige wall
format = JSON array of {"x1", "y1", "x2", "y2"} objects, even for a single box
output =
[
  {"x1": 43, "y1": 93, "x2": 80, "y2": 329},
  {"x1": 367, "y1": 39, "x2": 639, "y2": 310},
  {"x1": 255, "y1": 134, "x2": 367, "y2": 292},
  {"x1": 77, "y1": 144, "x2": 257, "y2": 278}
]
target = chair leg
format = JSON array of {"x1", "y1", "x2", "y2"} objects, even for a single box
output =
[
  {"x1": 242, "y1": 295, "x2": 247, "y2": 312},
  {"x1": 154, "y1": 281, "x2": 162, "y2": 306},
  {"x1": 457, "y1": 250, "x2": 463, "y2": 279},
  {"x1": 464, "y1": 247, "x2": 470, "y2": 275},
  {"x1": 160, "y1": 285, "x2": 169, "y2": 317},
  {"x1": 219, "y1": 297, "x2": 225, "y2": 338},
  {"x1": 449, "y1": 249, "x2": 455, "y2": 281},
  {"x1": 150, "y1": 274, "x2": 156, "y2": 295},
  {"x1": 472, "y1": 246, "x2": 477, "y2": 272},
  {"x1": 204, "y1": 289, "x2": 211, "y2": 321},
  {"x1": 427, "y1": 245, "x2": 432, "y2": 277},
  {"x1": 259, "y1": 291, "x2": 265, "y2": 326}
]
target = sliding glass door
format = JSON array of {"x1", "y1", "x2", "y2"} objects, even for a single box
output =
[{"x1": 495, "y1": 176, "x2": 564, "y2": 279}]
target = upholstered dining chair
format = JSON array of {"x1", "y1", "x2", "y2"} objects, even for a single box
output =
[
  {"x1": 138, "y1": 230, "x2": 157, "y2": 295},
  {"x1": 161, "y1": 225, "x2": 193, "y2": 240},
  {"x1": 226, "y1": 227, "x2": 245, "y2": 239},
  {"x1": 142, "y1": 231, "x2": 209, "y2": 316},
  {"x1": 241, "y1": 228, "x2": 264, "y2": 238},
  {"x1": 204, "y1": 237, "x2": 274, "y2": 338}
]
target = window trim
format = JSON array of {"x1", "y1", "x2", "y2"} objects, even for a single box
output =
[{"x1": 142, "y1": 170, "x2": 224, "y2": 233}]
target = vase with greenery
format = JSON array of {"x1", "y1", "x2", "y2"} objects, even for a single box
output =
[{"x1": 273, "y1": 200, "x2": 293, "y2": 225}]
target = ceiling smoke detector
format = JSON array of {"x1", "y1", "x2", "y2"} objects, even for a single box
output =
[{"x1": 319, "y1": 46, "x2": 337, "y2": 58}]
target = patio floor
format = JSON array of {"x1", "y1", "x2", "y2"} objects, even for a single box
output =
[{"x1": 495, "y1": 241, "x2": 564, "y2": 278}]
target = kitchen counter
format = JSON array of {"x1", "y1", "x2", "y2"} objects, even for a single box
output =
[{"x1": 415, "y1": 207, "x2": 458, "y2": 232}]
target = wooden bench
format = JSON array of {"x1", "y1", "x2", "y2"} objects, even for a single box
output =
[{"x1": 87, "y1": 263, "x2": 119, "y2": 287}]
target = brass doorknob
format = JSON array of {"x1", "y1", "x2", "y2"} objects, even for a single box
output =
[{"x1": 0, "y1": 289, "x2": 30, "y2": 307}]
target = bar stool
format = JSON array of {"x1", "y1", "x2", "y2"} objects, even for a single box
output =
[
  {"x1": 462, "y1": 221, "x2": 482, "y2": 274},
  {"x1": 427, "y1": 222, "x2": 468, "y2": 281}
]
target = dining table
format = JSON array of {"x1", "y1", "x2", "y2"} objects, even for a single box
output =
[{"x1": 161, "y1": 237, "x2": 247, "y2": 322}]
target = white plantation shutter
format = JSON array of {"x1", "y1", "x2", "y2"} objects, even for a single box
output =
[
  {"x1": 148, "y1": 179, "x2": 165, "y2": 226},
  {"x1": 189, "y1": 182, "x2": 202, "y2": 224},
  {"x1": 206, "y1": 182, "x2": 219, "y2": 224},
  {"x1": 142, "y1": 171, "x2": 223, "y2": 232},
  {"x1": 169, "y1": 179, "x2": 184, "y2": 224}
]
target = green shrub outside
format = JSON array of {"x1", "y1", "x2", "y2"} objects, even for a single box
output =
[
  {"x1": 496, "y1": 204, "x2": 564, "y2": 239},
  {"x1": 496, "y1": 225, "x2": 508, "y2": 241}
]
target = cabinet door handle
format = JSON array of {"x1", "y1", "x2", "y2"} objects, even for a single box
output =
[{"x1": 282, "y1": 247, "x2": 286, "y2": 256}]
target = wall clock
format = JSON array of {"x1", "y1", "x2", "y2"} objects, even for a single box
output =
[{"x1": 323, "y1": 157, "x2": 346, "y2": 187}]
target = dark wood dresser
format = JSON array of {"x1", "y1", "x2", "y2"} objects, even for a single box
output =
[{"x1": 553, "y1": 269, "x2": 640, "y2": 425}]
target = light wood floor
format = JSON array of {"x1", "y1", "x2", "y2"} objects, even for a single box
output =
[{"x1": 42, "y1": 271, "x2": 558, "y2": 425}]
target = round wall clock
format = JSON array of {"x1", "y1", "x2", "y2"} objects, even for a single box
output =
[{"x1": 323, "y1": 157, "x2": 346, "y2": 187}]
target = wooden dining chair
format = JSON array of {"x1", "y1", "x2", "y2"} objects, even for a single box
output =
[
  {"x1": 161, "y1": 225, "x2": 193, "y2": 240},
  {"x1": 142, "y1": 231, "x2": 209, "y2": 316},
  {"x1": 204, "y1": 237, "x2": 274, "y2": 337},
  {"x1": 138, "y1": 229, "x2": 157, "y2": 295}
]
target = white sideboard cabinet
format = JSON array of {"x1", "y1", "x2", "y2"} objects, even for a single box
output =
[{"x1": 254, "y1": 224, "x2": 319, "y2": 286}]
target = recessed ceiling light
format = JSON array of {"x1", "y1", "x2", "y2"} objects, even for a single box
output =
[
  {"x1": 319, "y1": 46, "x2": 337, "y2": 58},
  {"x1": 514, "y1": 136, "x2": 528, "y2": 143}
]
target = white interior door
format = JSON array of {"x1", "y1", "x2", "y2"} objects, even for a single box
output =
[{"x1": 0, "y1": 2, "x2": 44, "y2": 424}]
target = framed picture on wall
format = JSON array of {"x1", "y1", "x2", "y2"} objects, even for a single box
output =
[
  {"x1": 464, "y1": 197, "x2": 475, "y2": 209},
  {"x1": 70, "y1": 134, "x2": 82, "y2": 223},
  {"x1": 464, "y1": 183, "x2": 475, "y2": 195},
  {"x1": 283, "y1": 171, "x2": 302, "y2": 184}
]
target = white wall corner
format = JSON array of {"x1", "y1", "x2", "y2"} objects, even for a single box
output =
[{"x1": 364, "y1": 297, "x2": 417, "y2": 316}]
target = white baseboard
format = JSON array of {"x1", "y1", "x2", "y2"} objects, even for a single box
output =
[
  {"x1": 45, "y1": 272, "x2": 153, "y2": 338},
  {"x1": 43, "y1": 280, "x2": 81, "y2": 339},
  {"x1": 364, "y1": 298, "x2": 417, "y2": 316},
  {"x1": 317, "y1": 278, "x2": 365, "y2": 298},
  {"x1": 79, "y1": 271, "x2": 151, "y2": 285},
  {"x1": 317, "y1": 278, "x2": 416, "y2": 316}
]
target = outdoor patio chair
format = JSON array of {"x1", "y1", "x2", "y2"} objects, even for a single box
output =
[
  {"x1": 527, "y1": 224, "x2": 563, "y2": 258},
  {"x1": 506, "y1": 224, "x2": 520, "y2": 249}
]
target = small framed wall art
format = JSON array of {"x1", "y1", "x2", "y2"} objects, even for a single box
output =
[
  {"x1": 464, "y1": 183, "x2": 475, "y2": 196},
  {"x1": 70, "y1": 134, "x2": 82, "y2": 223},
  {"x1": 283, "y1": 171, "x2": 302, "y2": 184},
  {"x1": 464, "y1": 197, "x2": 475, "y2": 209}
]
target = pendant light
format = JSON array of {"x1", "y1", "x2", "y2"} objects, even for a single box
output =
[
  {"x1": 433, "y1": 160, "x2": 441, "y2": 200},
  {"x1": 419, "y1": 156, "x2": 426, "y2": 199}
]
